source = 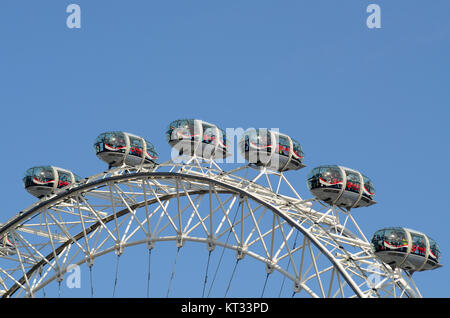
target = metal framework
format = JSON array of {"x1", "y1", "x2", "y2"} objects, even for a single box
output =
[{"x1": 0, "y1": 158, "x2": 421, "y2": 298}]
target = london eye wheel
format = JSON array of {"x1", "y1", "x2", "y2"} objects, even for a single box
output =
[{"x1": 0, "y1": 119, "x2": 440, "y2": 298}]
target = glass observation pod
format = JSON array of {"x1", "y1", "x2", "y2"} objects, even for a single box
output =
[
  {"x1": 371, "y1": 227, "x2": 442, "y2": 272},
  {"x1": 239, "y1": 128, "x2": 305, "y2": 172},
  {"x1": 306, "y1": 165, "x2": 376, "y2": 209},
  {"x1": 166, "y1": 119, "x2": 230, "y2": 159},
  {"x1": 23, "y1": 166, "x2": 82, "y2": 198},
  {"x1": 94, "y1": 131, "x2": 158, "y2": 168}
]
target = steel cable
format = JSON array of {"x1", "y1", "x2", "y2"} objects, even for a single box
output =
[{"x1": 207, "y1": 197, "x2": 242, "y2": 297}]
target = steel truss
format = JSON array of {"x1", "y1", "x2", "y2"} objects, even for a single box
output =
[{"x1": 0, "y1": 159, "x2": 421, "y2": 298}]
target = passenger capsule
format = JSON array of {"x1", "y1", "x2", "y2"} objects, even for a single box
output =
[
  {"x1": 239, "y1": 128, "x2": 305, "y2": 172},
  {"x1": 94, "y1": 131, "x2": 158, "y2": 168},
  {"x1": 23, "y1": 166, "x2": 81, "y2": 198},
  {"x1": 166, "y1": 119, "x2": 230, "y2": 159},
  {"x1": 371, "y1": 227, "x2": 442, "y2": 272},
  {"x1": 306, "y1": 165, "x2": 375, "y2": 209}
]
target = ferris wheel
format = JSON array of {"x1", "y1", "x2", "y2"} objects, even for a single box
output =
[{"x1": 0, "y1": 119, "x2": 441, "y2": 298}]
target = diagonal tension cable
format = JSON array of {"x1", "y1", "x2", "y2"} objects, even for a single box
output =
[
  {"x1": 147, "y1": 248, "x2": 152, "y2": 298},
  {"x1": 166, "y1": 247, "x2": 181, "y2": 298},
  {"x1": 89, "y1": 265, "x2": 94, "y2": 298},
  {"x1": 112, "y1": 254, "x2": 121, "y2": 297},
  {"x1": 201, "y1": 250, "x2": 212, "y2": 298},
  {"x1": 207, "y1": 197, "x2": 242, "y2": 297},
  {"x1": 224, "y1": 258, "x2": 241, "y2": 297},
  {"x1": 261, "y1": 272, "x2": 270, "y2": 297},
  {"x1": 278, "y1": 229, "x2": 299, "y2": 297}
]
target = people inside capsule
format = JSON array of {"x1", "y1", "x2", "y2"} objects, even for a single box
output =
[
  {"x1": 428, "y1": 237, "x2": 441, "y2": 264},
  {"x1": 23, "y1": 166, "x2": 82, "y2": 198},
  {"x1": 306, "y1": 165, "x2": 375, "y2": 209},
  {"x1": 94, "y1": 131, "x2": 158, "y2": 168},
  {"x1": 166, "y1": 119, "x2": 229, "y2": 159},
  {"x1": 371, "y1": 227, "x2": 441, "y2": 272},
  {"x1": 239, "y1": 128, "x2": 305, "y2": 172}
]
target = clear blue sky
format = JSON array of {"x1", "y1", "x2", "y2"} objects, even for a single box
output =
[{"x1": 0, "y1": 0, "x2": 449, "y2": 298}]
